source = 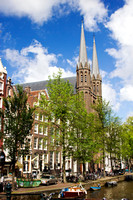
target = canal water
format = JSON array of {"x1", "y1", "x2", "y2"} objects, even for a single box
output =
[{"x1": 86, "y1": 181, "x2": 133, "y2": 200}]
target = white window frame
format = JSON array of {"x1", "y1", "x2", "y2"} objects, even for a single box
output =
[
  {"x1": 44, "y1": 127, "x2": 48, "y2": 135},
  {"x1": 34, "y1": 124, "x2": 38, "y2": 134},
  {"x1": 39, "y1": 125, "x2": 43, "y2": 135},
  {"x1": 34, "y1": 138, "x2": 38, "y2": 149},
  {"x1": 35, "y1": 113, "x2": 39, "y2": 120},
  {"x1": 43, "y1": 140, "x2": 47, "y2": 150},
  {"x1": 39, "y1": 138, "x2": 43, "y2": 150}
]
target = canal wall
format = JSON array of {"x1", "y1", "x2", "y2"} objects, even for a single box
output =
[
  {"x1": 83, "y1": 174, "x2": 127, "y2": 190},
  {"x1": 0, "y1": 173, "x2": 133, "y2": 200}
]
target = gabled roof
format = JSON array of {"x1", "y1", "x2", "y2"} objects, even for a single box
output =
[{"x1": 21, "y1": 76, "x2": 77, "y2": 94}]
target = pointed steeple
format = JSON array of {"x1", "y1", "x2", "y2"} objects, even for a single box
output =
[
  {"x1": 92, "y1": 35, "x2": 99, "y2": 78},
  {"x1": 79, "y1": 21, "x2": 88, "y2": 68}
]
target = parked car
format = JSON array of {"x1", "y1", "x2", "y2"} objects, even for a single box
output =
[{"x1": 40, "y1": 174, "x2": 57, "y2": 186}]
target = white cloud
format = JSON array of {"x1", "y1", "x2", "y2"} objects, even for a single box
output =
[
  {"x1": 77, "y1": 0, "x2": 108, "y2": 31},
  {"x1": 120, "y1": 85, "x2": 133, "y2": 102},
  {"x1": 102, "y1": 82, "x2": 120, "y2": 111},
  {"x1": 106, "y1": 0, "x2": 133, "y2": 85},
  {"x1": 0, "y1": 0, "x2": 68, "y2": 24},
  {"x1": 3, "y1": 40, "x2": 75, "y2": 83},
  {"x1": 0, "y1": 0, "x2": 107, "y2": 30},
  {"x1": 67, "y1": 56, "x2": 78, "y2": 68},
  {"x1": 126, "y1": 111, "x2": 133, "y2": 120}
]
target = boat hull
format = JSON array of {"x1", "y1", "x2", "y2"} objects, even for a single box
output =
[
  {"x1": 63, "y1": 191, "x2": 85, "y2": 198},
  {"x1": 17, "y1": 179, "x2": 41, "y2": 187},
  {"x1": 105, "y1": 181, "x2": 117, "y2": 187},
  {"x1": 90, "y1": 186, "x2": 101, "y2": 191}
]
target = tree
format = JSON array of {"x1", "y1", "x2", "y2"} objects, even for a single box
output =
[
  {"x1": 92, "y1": 98, "x2": 122, "y2": 173},
  {"x1": 92, "y1": 99, "x2": 109, "y2": 175},
  {"x1": 68, "y1": 93, "x2": 98, "y2": 177},
  {"x1": 106, "y1": 114, "x2": 122, "y2": 171},
  {"x1": 0, "y1": 85, "x2": 34, "y2": 189},
  {"x1": 121, "y1": 116, "x2": 133, "y2": 171},
  {"x1": 38, "y1": 70, "x2": 75, "y2": 183}
]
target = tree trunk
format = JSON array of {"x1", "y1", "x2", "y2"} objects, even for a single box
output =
[
  {"x1": 102, "y1": 147, "x2": 105, "y2": 177},
  {"x1": 83, "y1": 162, "x2": 86, "y2": 179},
  {"x1": 62, "y1": 155, "x2": 66, "y2": 183}
]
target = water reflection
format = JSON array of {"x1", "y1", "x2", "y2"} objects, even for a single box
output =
[{"x1": 87, "y1": 181, "x2": 133, "y2": 200}]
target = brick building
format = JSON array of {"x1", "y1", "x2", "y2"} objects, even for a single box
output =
[{"x1": 0, "y1": 22, "x2": 102, "y2": 176}]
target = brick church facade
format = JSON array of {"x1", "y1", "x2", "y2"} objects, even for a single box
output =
[{"x1": 0, "y1": 22, "x2": 102, "y2": 176}]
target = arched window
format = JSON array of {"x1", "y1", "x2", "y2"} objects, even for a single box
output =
[
  {"x1": 85, "y1": 75, "x2": 87, "y2": 82},
  {"x1": 81, "y1": 75, "x2": 83, "y2": 82},
  {"x1": 97, "y1": 85, "x2": 99, "y2": 92},
  {"x1": 93, "y1": 85, "x2": 95, "y2": 92}
]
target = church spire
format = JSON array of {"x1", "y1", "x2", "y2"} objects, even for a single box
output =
[
  {"x1": 79, "y1": 21, "x2": 88, "y2": 68},
  {"x1": 92, "y1": 35, "x2": 99, "y2": 78}
]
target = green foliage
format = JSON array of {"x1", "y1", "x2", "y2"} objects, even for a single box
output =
[
  {"x1": 0, "y1": 85, "x2": 34, "y2": 164},
  {"x1": 92, "y1": 98, "x2": 122, "y2": 172},
  {"x1": 68, "y1": 93, "x2": 98, "y2": 166},
  {"x1": 121, "y1": 116, "x2": 133, "y2": 169}
]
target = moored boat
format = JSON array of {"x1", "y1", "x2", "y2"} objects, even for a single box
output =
[
  {"x1": 105, "y1": 181, "x2": 117, "y2": 187},
  {"x1": 90, "y1": 184, "x2": 101, "y2": 191},
  {"x1": 58, "y1": 183, "x2": 87, "y2": 198},
  {"x1": 16, "y1": 178, "x2": 41, "y2": 187}
]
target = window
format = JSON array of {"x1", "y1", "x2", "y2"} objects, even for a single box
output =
[
  {"x1": 44, "y1": 116, "x2": 48, "y2": 122},
  {"x1": 39, "y1": 125, "x2": 43, "y2": 135},
  {"x1": 35, "y1": 113, "x2": 38, "y2": 120},
  {"x1": 97, "y1": 85, "x2": 99, "y2": 92},
  {"x1": 93, "y1": 85, "x2": 95, "y2": 92},
  {"x1": 8, "y1": 88, "x2": 11, "y2": 96},
  {"x1": 43, "y1": 140, "x2": 47, "y2": 150},
  {"x1": 39, "y1": 138, "x2": 43, "y2": 150},
  {"x1": 0, "y1": 82, "x2": 2, "y2": 90},
  {"x1": 44, "y1": 153, "x2": 48, "y2": 163},
  {"x1": 27, "y1": 138, "x2": 31, "y2": 149},
  {"x1": 0, "y1": 98, "x2": 2, "y2": 108},
  {"x1": 56, "y1": 152, "x2": 59, "y2": 165},
  {"x1": 85, "y1": 75, "x2": 87, "y2": 82},
  {"x1": 34, "y1": 159, "x2": 38, "y2": 168},
  {"x1": 39, "y1": 114, "x2": 43, "y2": 121},
  {"x1": 50, "y1": 127, "x2": 54, "y2": 144},
  {"x1": 81, "y1": 75, "x2": 83, "y2": 82},
  {"x1": 34, "y1": 124, "x2": 38, "y2": 134},
  {"x1": 44, "y1": 127, "x2": 48, "y2": 135},
  {"x1": 34, "y1": 138, "x2": 38, "y2": 149}
]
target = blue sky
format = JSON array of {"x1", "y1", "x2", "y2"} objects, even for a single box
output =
[{"x1": 0, "y1": 0, "x2": 133, "y2": 122}]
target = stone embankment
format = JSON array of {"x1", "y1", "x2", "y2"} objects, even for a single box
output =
[{"x1": 0, "y1": 173, "x2": 133, "y2": 200}]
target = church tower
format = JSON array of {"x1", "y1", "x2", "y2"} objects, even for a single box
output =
[
  {"x1": 76, "y1": 22, "x2": 102, "y2": 113},
  {"x1": 91, "y1": 35, "x2": 102, "y2": 99}
]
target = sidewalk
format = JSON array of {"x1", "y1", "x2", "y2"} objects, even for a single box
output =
[{"x1": 1, "y1": 173, "x2": 133, "y2": 195}]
